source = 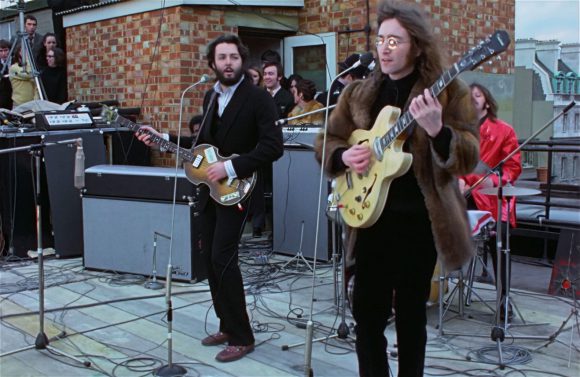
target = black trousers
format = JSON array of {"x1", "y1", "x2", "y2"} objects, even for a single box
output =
[
  {"x1": 200, "y1": 200, "x2": 254, "y2": 346},
  {"x1": 352, "y1": 210, "x2": 437, "y2": 377}
]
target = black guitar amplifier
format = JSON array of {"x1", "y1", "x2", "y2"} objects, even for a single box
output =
[
  {"x1": 84, "y1": 165, "x2": 196, "y2": 203},
  {"x1": 35, "y1": 110, "x2": 94, "y2": 131}
]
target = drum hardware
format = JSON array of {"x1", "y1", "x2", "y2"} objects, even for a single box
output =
[
  {"x1": 465, "y1": 222, "x2": 496, "y2": 306},
  {"x1": 437, "y1": 181, "x2": 552, "y2": 367},
  {"x1": 439, "y1": 102, "x2": 576, "y2": 367},
  {"x1": 436, "y1": 211, "x2": 496, "y2": 330}
]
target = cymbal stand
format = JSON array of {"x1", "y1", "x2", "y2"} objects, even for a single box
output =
[
  {"x1": 439, "y1": 102, "x2": 577, "y2": 368},
  {"x1": 282, "y1": 221, "x2": 313, "y2": 272},
  {"x1": 0, "y1": 140, "x2": 90, "y2": 368}
]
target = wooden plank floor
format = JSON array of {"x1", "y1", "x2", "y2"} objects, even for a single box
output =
[{"x1": 1, "y1": 240, "x2": 579, "y2": 377}]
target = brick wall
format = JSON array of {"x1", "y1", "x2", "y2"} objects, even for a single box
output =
[
  {"x1": 65, "y1": 1, "x2": 514, "y2": 166},
  {"x1": 66, "y1": 6, "x2": 232, "y2": 166},
  {"x1": 300, "y1": 0, "x2": 514, "y2": 74}
]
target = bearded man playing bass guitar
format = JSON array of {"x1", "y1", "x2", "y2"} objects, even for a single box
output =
[
  {"x1": 137, "y1": 33, "x2": 283, "y2": 363},
  {"x1": 314, "y1": 2, "x2": 480, "y2": 376}
]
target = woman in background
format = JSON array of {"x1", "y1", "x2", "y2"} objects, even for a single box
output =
[
  {"x1": 40, "y1": 47, "x2": 67, "y2": 104},
  {"x1": 36, "y1": 32, "x2": 57, "y2": 71},
  {"x1": 247, "y1": 64, "x2": 263, "y2": 86},
  {"x1": 9, "y1": 45, "x2": 37, "y2": 108}
]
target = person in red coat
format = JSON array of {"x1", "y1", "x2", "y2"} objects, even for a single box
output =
[{"x1": 460, "y1": 82, "x2": 522, "y2": 322}]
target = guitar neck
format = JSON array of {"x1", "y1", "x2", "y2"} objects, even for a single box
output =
[
  {"x1": 115, "y1": 116, "x2": 195, "y2": 162},
  {"x1": 379, "y1": 65, "x2": 460, "y2": 148}
]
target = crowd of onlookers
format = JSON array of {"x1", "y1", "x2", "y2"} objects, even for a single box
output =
[
  {"x1": 1, "y1": 14, "x2": 367, "y2": 122},
  {"x1": 245, "y1": 49, "x2": 369, "y2": 127},
  {"x1": 0, "y1": 14, "x2": 68, "y2": 110},
  {"x1": 235, "y1": 50, "x2": 370, "y2": 237}
]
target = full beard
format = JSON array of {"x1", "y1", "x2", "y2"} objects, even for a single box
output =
[{"x1": 215, "y1": 66, "x2": 243, "y2": 86}]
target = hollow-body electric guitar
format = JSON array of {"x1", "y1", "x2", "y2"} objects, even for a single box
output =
[
  {"x1": 102, "y1": 107, "x2": 256, "y2": 206},
  {"x1": 334, "y1": 30, "x2": 511, "y2": 228}
]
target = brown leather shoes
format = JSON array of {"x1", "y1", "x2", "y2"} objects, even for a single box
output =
[
  {"x1": 201, "y1": 332, "x2": 229, "y2": 346},
  {"x1": 215, "y1": 344, "x2": 255, "y2": 362}
]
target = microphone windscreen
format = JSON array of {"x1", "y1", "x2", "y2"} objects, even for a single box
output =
[
  {"x1": 200, "y1": 74, "x2": 211, "y2": 83},
  {"x1": 359, "y1": 52, "x2": 374, "y2": 68},
  {"x1": 74, "y1": 146, "x2": 85, "y2": 189}
]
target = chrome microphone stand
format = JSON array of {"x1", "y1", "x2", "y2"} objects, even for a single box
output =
[
  {"x1": 0, "y1": 139, "x2": 90, "y2": 368},
  {"x1": 300, "y1": 54, "x2": 374, "y2": 377},
  {"x1": 144, "y1": 231, "x2": 170, "y2": 290},
  {"x1": 281, "y1": 208, "x2": 355, "y2": 352},
  {"x1": 155, "y1": 74, "x2": 209, "y2": 377}
]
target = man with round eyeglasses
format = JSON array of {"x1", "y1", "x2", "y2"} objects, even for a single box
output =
[{"x1": 314, "y1": 1, "x2": 479, "y2": 375}]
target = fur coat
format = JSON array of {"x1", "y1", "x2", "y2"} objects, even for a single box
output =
[{"x1": 314, "y1": 70, "x2": 479, "y2": 270}]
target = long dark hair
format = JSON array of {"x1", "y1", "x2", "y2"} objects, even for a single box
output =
[
  {"x1": 51, "y1": 47, "x2": 66, "y2": 68},
  {"x1": 295, "y1": 79, "x2": 318, "y2": 101},
  {"x1": 470, "y1": 82, "x2": 498, "y2": 121},
  {"x1": 206, "y1": 34, "x2": 249, "y2": 69},
  {"x1": 377, "y1": 1, "x2": 445, "y2": 85}
]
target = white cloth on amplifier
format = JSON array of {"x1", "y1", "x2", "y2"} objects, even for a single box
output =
[{"x1": 13, "y1": 99, "x2": 71, "y2": 114}]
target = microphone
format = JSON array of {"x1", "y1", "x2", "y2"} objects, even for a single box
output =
[
  {"x1": 350, "y1": 52, "x2": 374, "y2": 69},
  {"x1": 199, "y1": 73, "x2": 211, "y2": 84},
  {"x1": 74, "y1": 138, "x2": 85, "y2": 189}
]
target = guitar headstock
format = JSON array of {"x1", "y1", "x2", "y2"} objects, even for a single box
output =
[
  {"x1": 457, "y1": 30, "x2": 511, "y2": 73},
  {"x1": 100, "y1": 105, "x2": 119, "y2": 124}
]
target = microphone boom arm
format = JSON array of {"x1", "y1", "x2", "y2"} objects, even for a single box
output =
[{"x1": 276, "y1": 104, "x2": 336, "y2": 126}]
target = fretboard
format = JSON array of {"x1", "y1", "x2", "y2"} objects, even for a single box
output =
[
  {"x1": 377, "y1": 64, "x2": 460, "y2": 151},
  {"x1": 115, "y1": 116, "x2": 195, "y2": 162}
]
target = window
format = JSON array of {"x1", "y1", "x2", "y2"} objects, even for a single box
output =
[
  {"x1": 574, "y1": 113, "x2": 579, "y2": 133},
  {"x1": 562, "y1": 113, "x2": 568, "y2": 133},
  {"x1": 573, "y1": 156, "x2": 579, "y2": 178},
  {"x1": 284, "y1": 33, "x2": 337, "y2": 92},
  {"x1": 560, "y1": 157, "x2": 567, "y2": 179}
]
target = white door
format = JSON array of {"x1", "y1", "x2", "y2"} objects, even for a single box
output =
[{"x1": 283, "y1": 32, "x2": 337, "y2": 92}]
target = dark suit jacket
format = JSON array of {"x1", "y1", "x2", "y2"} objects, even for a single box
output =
[
  {"x1": 170, "y1": 77, "x2": 283, "y2": 207},
  {"x1": 11, "y1": 33, "x2": 43, "y2": 62},
  {"x1": 0, "y1": 59, "x2": 12, "y2": 109},
  {"x1": 272, "y1": 87, "x2": 294, "y2": 119}
]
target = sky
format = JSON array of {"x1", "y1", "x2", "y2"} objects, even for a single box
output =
[
  {"x1": 1, "y1": 0, "x2": 579, "y2": 44},
  {"x1": 515, "y1": 0, "x2": 580, "y2": 43}
]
